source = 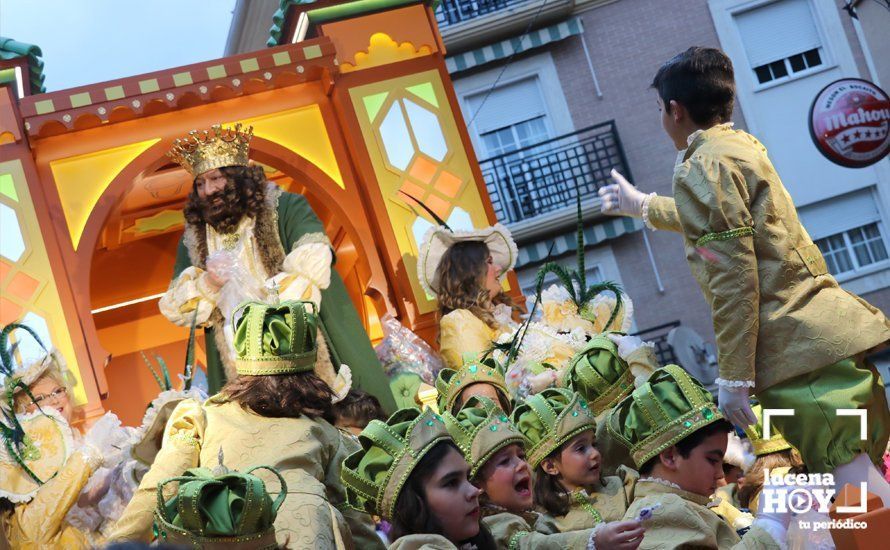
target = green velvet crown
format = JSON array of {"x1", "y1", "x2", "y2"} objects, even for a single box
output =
[
  {"x1": 155, "y1": 464, "x2": 286, "y2": 548},
  {"x1": 561, "y1": 334, "x2": 634, "y2": 417},
  {"x1": 435, "y1": 357, "x2": 510, "y2": 414},
  {"x1": 341, "y1": 407, "x2": 451, "y2": 520},
  {"x1": 606, "y1": 365, "x2": 723, "y2": 468},
  {"x1": 511, "y1": 388, "x2": 595, "y2": 469},
  {"x1": 443, "y1": 396, "x2": 525, "y2": 479},
  {"x1": 744, "y1": 403, "x2": 793, "y2": 457},
  {"x1": 232, "y1": 300, "x2": 318, "y2": 375}
]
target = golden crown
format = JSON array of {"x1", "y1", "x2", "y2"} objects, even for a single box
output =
[{"x1": 167, "y1": 123, "x2": 253, "y2": 176}]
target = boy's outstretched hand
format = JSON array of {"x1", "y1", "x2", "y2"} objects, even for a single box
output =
[{"x1": 599, "y1": 169, "x2": 648, "y2": 218}]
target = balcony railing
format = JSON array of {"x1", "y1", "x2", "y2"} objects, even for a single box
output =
[
  {"x1": 478, "y1": 121, "x2": 632, "y2": 225},
  {"x1": 435, "y1": 0, "x2": 529, "y2": 28},
  {"x1": 631, "y1": 321, "x2": 681, "y2": 367}
]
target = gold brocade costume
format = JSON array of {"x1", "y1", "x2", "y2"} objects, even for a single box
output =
[
  {"x1": 109, "y1": 397, "x2": 382, "y2": 549},
  {"x1": 644, "y1": 124, "x2": 890, "y2": 391},
  {"x1": 481, "y1": 508, "x2": 593, "y2": 549},
  {"x1": 438, "y1": 309, "x2": 576, "y2": 373},
  {"x1": 539, "y1": 465, "x2": 637, "y2": 532},
  {"x1": 2, "y1": 451, "x2": 99, "y2": 550},
  {"x1": 387, "y1": 534, "x2": 459, "y2": 549},
  {"x1": 624, "y1": 480, "x2": 779, "y2": 549}
]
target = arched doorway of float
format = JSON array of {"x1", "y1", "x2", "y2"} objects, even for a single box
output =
[{"x1": 84, "y1": 137, "x2": 392, "y2": 426}]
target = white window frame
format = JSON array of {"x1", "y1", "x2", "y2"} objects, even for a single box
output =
[
  {"x1": 729, "y1": 0, "x2": 837, "y2": 92},
  {"x1": 750, "y1": 47, "x2": 828, "y2": 88},
  {"x1": 815, "y1": 222, "x2": 890, "y2": 277},
  {"x1": 453, "y1": 51, "x2": 576, "y2": 159},
  {"x1": 709, "y1": 0, "x2": 860, "y2": 133}
]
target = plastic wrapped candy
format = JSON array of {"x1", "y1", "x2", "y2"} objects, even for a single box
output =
[{"x1": 374, "y1": 314, "x2": 444, "y2": 385}]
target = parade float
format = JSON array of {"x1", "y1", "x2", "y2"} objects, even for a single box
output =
[{"x1": 0, "y1": 0, "x2": 524, "y2": 425}]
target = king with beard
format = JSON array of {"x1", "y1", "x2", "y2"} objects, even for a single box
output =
[{"x1": 159, "y1": 123, "x2": 395, "y2": 410}]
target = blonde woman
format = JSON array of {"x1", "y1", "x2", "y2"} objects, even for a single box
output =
[{"x1": 0, "y1": 324, "x2": 118, "y2": 549}]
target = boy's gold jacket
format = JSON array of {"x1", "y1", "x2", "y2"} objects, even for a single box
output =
[
  {"x1": 624, "y1": 479, "x2": 779, "y2": 549},
  {"x1": 646, "y1": 124, "x2": 889, "y2": 391}
]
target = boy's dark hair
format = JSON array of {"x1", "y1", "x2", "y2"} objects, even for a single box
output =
[
  {"x1": 332, "y1": 388, "x2": 386, "y2": 428},
  {"x1": 651, "y1": 47, "x2": 735, "y2": 126},
  {"x1": 639, "y1": 418, "x2": 733, "y2": 476}
]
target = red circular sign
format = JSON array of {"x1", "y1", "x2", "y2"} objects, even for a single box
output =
[{"x1": 809, "y1": 78, "x2": 889, "y2": 168}]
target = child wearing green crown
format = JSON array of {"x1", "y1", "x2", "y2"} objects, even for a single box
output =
[
  {"x1": 110, "y1": 301, "x2": 381, "y2": 549},
  {"x1": 513, "y1": 388, "x2": 639, "y2": 537},
  {"x1": 600, "y1": 46, "x2": 890, "y2": 505},
  {"x1": 444, "y1": 396, "x2": 644, "y2": 549},
  {"x1": 561, "y1": 334, "x2": 648, "y2": 478},
  {"x1": 436, "y1": 357, "x2": 514, "y2": 414},
  {"x1": 342, "y1": 407, "x2": 495, "y2": 549},
  {"x1": 609, "y1": 366, "x2": 789, "y2": 549}
]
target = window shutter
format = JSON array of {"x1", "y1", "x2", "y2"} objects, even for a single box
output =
[
  {"x1": 467, "y1": 77, "x2": 547, "y2": 134},
  {"x1": 798, "y1": 188, "x2": 881, "y2": 238},
  {"x1": 735, "y1": 0, "x2": 822, "y2": 68}
]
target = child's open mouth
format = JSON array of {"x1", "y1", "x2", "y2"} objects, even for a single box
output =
[{"x1": 514, "y1": 475, "x2": 531, "y2": 497}]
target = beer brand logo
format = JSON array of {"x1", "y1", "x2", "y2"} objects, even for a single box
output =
[{"x1": 809, "y1": 78, "x2": 890, "y2": 168}]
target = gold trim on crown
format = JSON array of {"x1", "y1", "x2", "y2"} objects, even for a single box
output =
[{"x1": 167, "y1": 123, "x2": 253, "y2": 176}]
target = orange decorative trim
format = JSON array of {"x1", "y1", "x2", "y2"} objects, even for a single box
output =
[{"x1": 341, "y1": 33, "x2": 431, "y2": 73}]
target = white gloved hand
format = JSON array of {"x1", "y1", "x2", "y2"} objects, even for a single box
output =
[
  {"x1": 606, "y1": 333, "x2": 644, "y2": 359},
  {"x1": 717, "y1": 384, "x2": 757, "y2": 429},
  {"x1": 598, "y1": 169, "x2": 648, "y2": 218}
]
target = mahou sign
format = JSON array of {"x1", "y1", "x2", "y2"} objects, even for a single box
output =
[{"x1": 809, "y1": 78, "x2": 890, "y2": 168}]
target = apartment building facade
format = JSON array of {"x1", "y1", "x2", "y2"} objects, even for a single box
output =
[{"x1": 228, "y1": 0, "x2": 890, "y2": 364}]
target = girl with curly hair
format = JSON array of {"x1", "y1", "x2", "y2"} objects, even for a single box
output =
[{"x1": 417, "y1": 224, "x2": 519, "y2": 372}]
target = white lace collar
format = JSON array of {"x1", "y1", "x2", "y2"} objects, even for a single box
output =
[
  {"x1": 675, "y1": 122, "x2": 735, "y2": 166},
  {"x1": 639, "y1": 476, "x2": 683, "y2": 491}
]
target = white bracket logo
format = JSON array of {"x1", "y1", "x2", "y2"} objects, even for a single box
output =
[{"x1": 762, "y1": 408, "x2": 869, "y2": 514}]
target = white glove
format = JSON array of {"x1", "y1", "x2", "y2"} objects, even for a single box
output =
[
  {"x1": 598, "y1": 169, "x2": 648, "y2": 218},
  {"x1": 606, "y1": 333, "x2": 644, "y2": 359},
  {"x1": 717, "y1": 384, "x2": 756, "y2": 429}
]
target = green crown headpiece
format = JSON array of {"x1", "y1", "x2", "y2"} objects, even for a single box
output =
[
  {"x1": 606, "y1": 365, "x2": 723, "y2": 468},
  {"x1": 562, "y1": 334, "x2": 634, "y2": 417},
  {"x1": 435, "y1": 356, "x2": 511, "y2": 414},
  {"x1": 744, "y1": 403, "x2": 793, "y2": 457},
  {"x1": 155, "y1": 464, "x2": 286, "y2": 549},
  {"x1": 511, "y1": 388, "x2": 595, "y2": 469},
  {"x1": 341, "y1": 407, "x2": 451, "y2": 520},
  {"x1": 232, "y1": 300, "x2": 318, "y2": 375},
  {"x1": 443, "y1": 396, "x2": 524, "y2": 479}
]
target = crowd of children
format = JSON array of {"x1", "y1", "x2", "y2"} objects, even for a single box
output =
[{"x1": 2, "y1": 45, "x2": 889, "y2": 549}]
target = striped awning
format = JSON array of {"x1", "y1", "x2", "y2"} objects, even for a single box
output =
[
  {"x1": 516, "y1": 217, "x2": 643, "y2": 268},
  {"x1": 446, "y1": 16, "x2": 584, "y2": 74}
]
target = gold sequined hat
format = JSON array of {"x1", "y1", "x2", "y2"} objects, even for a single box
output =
[
  {"x1": 167, "y1": 123, "x2": 253, "y2": 176},
  {"x1": 744, "y1": 403, "x2": 793, "y2": 457},
  {"x1": 512, "y1": 388, "x2": 596, "y2": 469},
  {"x1": 341, "y1": 407, "x2": 452, "y2": 519},
  {"x1": 443, "y1": 396, "x2": 525, "y2": 479},
  {"x1": 435, "y1": 357, "x2": 511, "y2": 414}
]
